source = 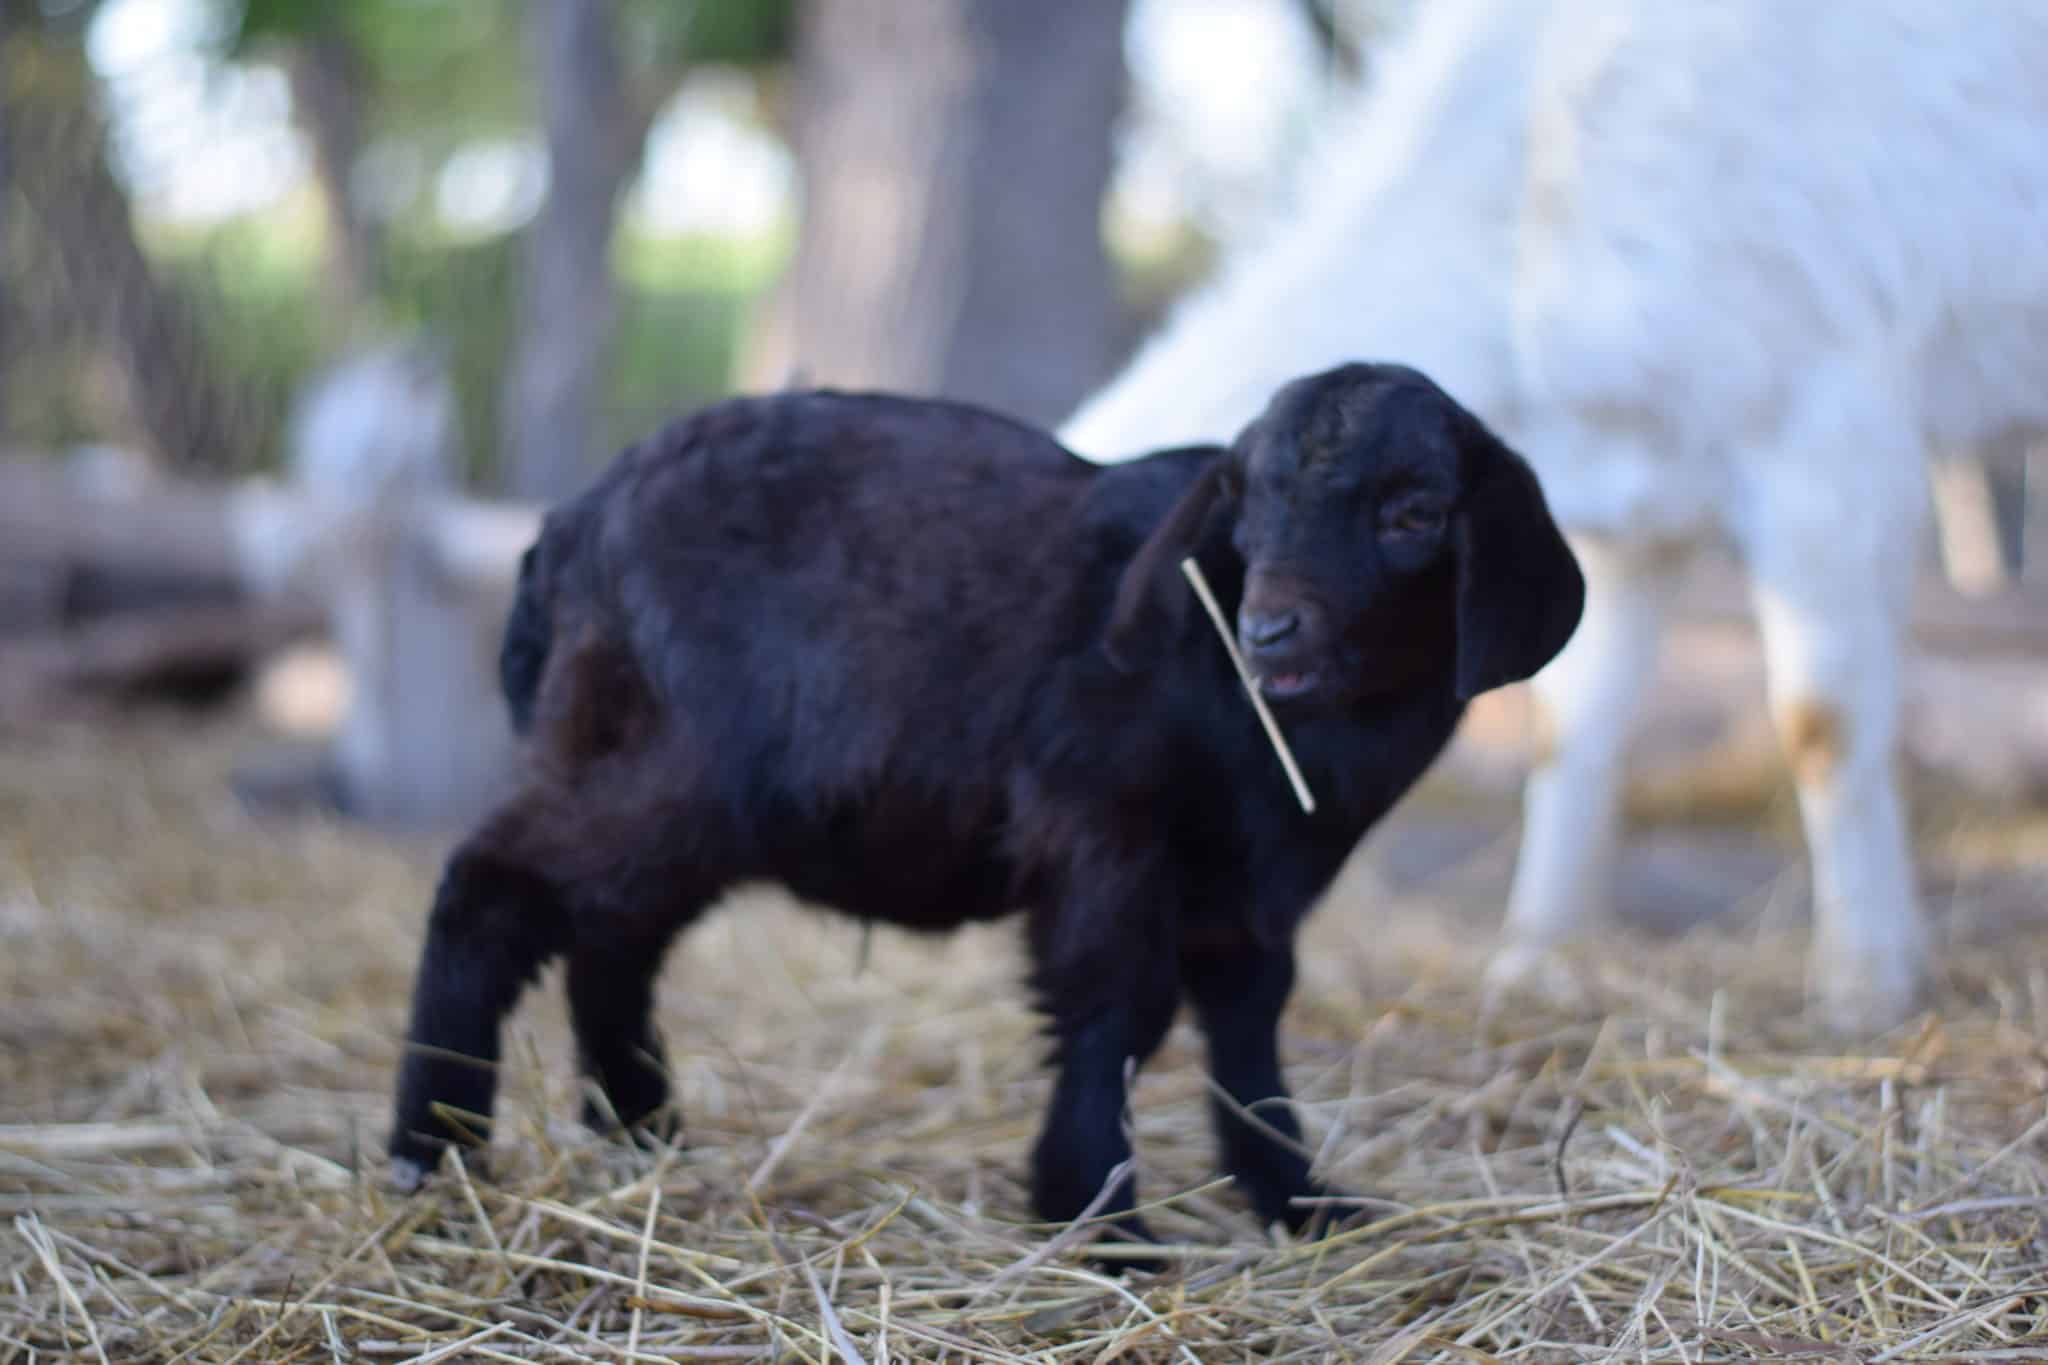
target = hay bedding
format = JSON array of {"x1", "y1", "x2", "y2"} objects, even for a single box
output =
[{"x1": 4, "y1": 717, "x2": 2048, "y2": 1363}]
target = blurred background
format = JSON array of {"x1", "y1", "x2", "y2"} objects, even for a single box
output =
[
  {"x1": 0, "y1": 0, "x2": 1382, "y2": 491},
  {"x1": 0, "y1": 0, "x2": 2041, "y2": 878},
  {"x1": 0, "y1": 0, "x2": 1434, "y2": 824}
]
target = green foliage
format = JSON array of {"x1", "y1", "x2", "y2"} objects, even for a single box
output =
[
  {"x1": 228, "y1": 0, "x2": 530, "y2": 149},
  {"x1": 378, "y1": 230, "x2": 522, "y2": 484},
  {"x1": 603, "y1": 227, "x2": 791, "y2": 460},
  {"x1": 227, "y1": 0, "x2": 337, "y2": 47},
  {"x1": 118, "y1": 223, "x2": 770, "y2": 484},
  {"x1": 162, "y1": 221, "x2": 331, "y2": 472},
  {"x1": 226, "y1": 0, "x2": 794, "y2": 147},
  {"x1": 0, "y1": 0, "x2": 799, "y2": 474},
  {"x1": 669, "y1": 0, "x2": 797, "y2": 68}
]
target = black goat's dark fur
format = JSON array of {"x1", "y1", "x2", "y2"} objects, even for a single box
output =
[{"x1": 388, "y1": 363, "x2": 1585, "y2": 1257}]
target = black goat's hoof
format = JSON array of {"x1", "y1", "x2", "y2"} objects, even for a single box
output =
[
  {"x1": 386, "y1": 1132, "x2": 490, "y2": 1193},
  {"x1": 386, "y1": 1129, "x2": 445, "y2": 1193},
  {"x1": 623, "y1": 1111, "x2": 685, "y2": 1153},
  {"x1": 1091, "y1": 1248, "x2": 1169, "y2": 1277},
  {"x1": 582, "y1": 1099, "x2": 683, "y2": 1151},
  {"x1": 1235, "y1": 1153, "x2": 1341, "y2": 1238},
  {"x1": 387, "y1": 1154, "x2": 430, "y2": 1195}
]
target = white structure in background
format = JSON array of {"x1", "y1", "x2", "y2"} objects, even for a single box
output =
[
  {"x1": 1062, "y1": 0, "x2": 2048, "y2": 1032},
  {"x1": 236, "y1": 340, "x2": 540, "y2": 829}
]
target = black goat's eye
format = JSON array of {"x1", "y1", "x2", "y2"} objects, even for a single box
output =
[{"x1": 1379, "y1": 502, "x2": 1446, "y2": 538}]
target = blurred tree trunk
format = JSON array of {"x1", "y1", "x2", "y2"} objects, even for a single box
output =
[
  {"x1": 0, "y1": 7, "x2": 10, "y2": 440},
  {"x1": 286, "y1": 30, "x2": 379, "y2": 324},
  {"x1": 743, "y1": 0, "x2": 1130, "y2": 426},
  {"x1": 500, "y1": 0, "x2": 651, "y2": 500},
  {"x1": 1, "y1": 19, "x2": 245, "y2": 473}
]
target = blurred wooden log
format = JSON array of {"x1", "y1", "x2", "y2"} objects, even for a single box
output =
[
  {"x1": 0, "y1": 457, "x2": 319, "y2": 717},
  {"x1": 0, "y1": 601, "x2": 319, "y2": 716},
  {"x1": 0, "y1": 457, "x2": 541, "y2": 613},
  {"x1": 0, "y1": 457, "x2": 249, "y2": 629},
  {"x1": 2, "y1": 326, "x2": 549, "y2": 835},
  {"x1": 0, "y1": 559, "x2": 65, "y2": 634},
  {"x1": 0, "y1": 454, "x2": 544, "y2": 832}
]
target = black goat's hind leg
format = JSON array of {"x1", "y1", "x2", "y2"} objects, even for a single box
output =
[
  {"x1": 1183, "y1": 939, "x2": 1328, "y2": 1234},
  {"x1": 388, "y1": 841, "x2": 568, "y2": 1189},
  {"x1": 567, "y1": 926, "x2": 687, "y2": 1147}
]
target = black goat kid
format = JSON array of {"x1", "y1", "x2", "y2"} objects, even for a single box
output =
[{"x1": 388, "y1": 362, "x2": 1585, "y2": 1253}]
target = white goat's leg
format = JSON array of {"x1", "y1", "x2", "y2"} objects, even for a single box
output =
[
  {"x1": 1742, "y1": 531, "x2": 1931, "y2": 1035},
  {"x1": 1487, "y1": 533, "x2": 1689, "y2": 991}
]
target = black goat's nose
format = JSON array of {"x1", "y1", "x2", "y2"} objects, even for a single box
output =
[{"x1": 1242, "y1": 610, "x2": 1301, "y2": 648}]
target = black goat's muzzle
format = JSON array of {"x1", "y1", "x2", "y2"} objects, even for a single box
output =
[{"x1": 1238, "y1": 573, "x2": 1336, "y2": 702}]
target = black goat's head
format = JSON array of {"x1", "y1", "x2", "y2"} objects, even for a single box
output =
[{"x1": 1106, "y1": 362, "x2": 1585, "y2": 704}]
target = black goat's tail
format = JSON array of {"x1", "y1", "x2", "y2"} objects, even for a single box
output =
[{"x1": 499, "y1": 542, "x2": 552, "y2": 736}]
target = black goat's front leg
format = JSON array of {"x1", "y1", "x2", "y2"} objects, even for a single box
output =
[
  {"x1": 388, "y1": 842, "x2": 569, "y2": 1188},
  {"x1": 1182, "y1": 938, "x2": 1324, "y2": 1233},
  {"x1": 1028, "y1": 947, "x2": 1181, "y2": 1259},
  {"x1": 567, "y1": 927, "x2": 681, "y2": 1144}
]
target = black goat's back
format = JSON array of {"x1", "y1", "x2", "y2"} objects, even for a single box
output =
[{"x1": 509, "y1": 391, "x2": 1225, "y2": 926}]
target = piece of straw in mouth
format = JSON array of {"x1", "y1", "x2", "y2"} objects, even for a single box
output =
[{"x1": 1179, "y1": 556, "x2": 1316, "y2": 814}]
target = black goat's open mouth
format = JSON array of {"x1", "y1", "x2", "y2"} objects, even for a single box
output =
[{"x1": 1257, "y1": 668, "x2": 1322, "y2": 700}]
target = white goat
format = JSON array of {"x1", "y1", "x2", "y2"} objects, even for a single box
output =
[{"x1": 1062, "y1": 0, "x2": 2048, "y2": 1032}]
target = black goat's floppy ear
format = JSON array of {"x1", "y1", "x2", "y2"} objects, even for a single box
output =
[
  {"x1": 1452, "y1": 427, "x2": 1585, "y2": 701},
  {"x1": 1104, "y1": 456, "x2": 1238, "y2": 672}
]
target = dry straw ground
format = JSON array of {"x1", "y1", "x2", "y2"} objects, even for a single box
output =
[{"x1": 5, "y1": 714, "x2": 2048, "y2": 1362}]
